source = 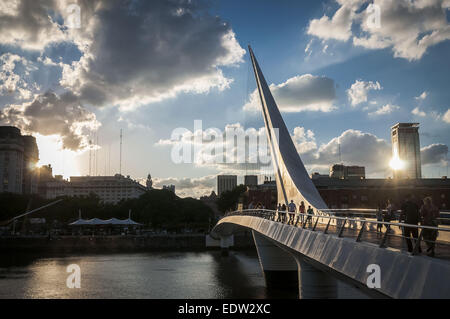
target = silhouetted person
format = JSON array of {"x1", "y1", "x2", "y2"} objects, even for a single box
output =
[
  {"x1": 276, "y1": 203, "x2": 282, "y2": 221},
  {"x1": 281, "y1": 204, "x2": 287, "y2": 223},
  {"x1": 384, "y1": 199, "x2": 395, "y2": 231},
  {"x1": 420, "y1": 197, "x2": 440, "y2": 257},
  {"x1": 306, "y1": 206, "x2": 314, "y2": 227},
  {"x1": 296, "y1": 201, "x2": 306, "y2": 226},
  {"x1": 376, "y1": 203, "x2": 383, "y2": 233},
  {"x1": 288, "y1": 200, "x2": 296, "y2": 225},
  {"x1": 400, "y1": 194, "x2": 421, "y2": 253}
]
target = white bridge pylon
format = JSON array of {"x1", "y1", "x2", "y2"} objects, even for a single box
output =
[{"x1": 248, "y1": 46, "x2": 327, "y2": 210}]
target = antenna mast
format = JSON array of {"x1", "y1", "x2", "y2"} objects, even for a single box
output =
[
  {"x1": 119, "y1": 129, "x2": 123, "y2": 175},
  {"x1": 89, "y1": 139, "x2": 92, "y2": 176}
]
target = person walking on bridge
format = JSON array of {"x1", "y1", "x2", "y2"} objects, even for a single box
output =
[
  {"x1": 276, "y1": 203, "x2": 282, "y2": 222},
  {"x1": 420, "y1": 197, "x2": 440, "y2": 257},
  {"x1": 306, "y1": 206, "x2": 314, "y2": 227},
  {"x1": 281, "y1": 203, "x2": 287, "y2": 223},
  {"x1": 288, "y1": 200, "x2": 296, "y2": 225},
  {"x1": 400, "y1": 194, "x2": 421, "y2": 253},
  {"x1": 296, "y1": 201, "x2": 306, "y2": 226},
  {"x1": 376, "y1": 203, "x2": 383, "y2": 234}
]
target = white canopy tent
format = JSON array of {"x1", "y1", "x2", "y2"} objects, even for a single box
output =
[{"x1": 69, "y1": 218, "x2": 142, "y2": 226}]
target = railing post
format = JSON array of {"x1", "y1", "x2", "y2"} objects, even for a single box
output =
[
  {"x1": 324, "y1": 219, "x2": 331, "y2": 234},
  {"x1": 356, "y1": 221, "x2": 366, "y2": 242},
  {"x1": 412, "y1": 228, "x2": 424, "y2": 256},
  {"x1": 338, "y1": 219, "x2": 347, "y2": 237},
  {"x1": 312, "y1": 217, "x2": 319, "y2": 231},
  {"x1": 379, "y1": 224, "x2": 390, "y2": 248}
]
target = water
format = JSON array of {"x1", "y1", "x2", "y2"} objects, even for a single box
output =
[{"x1": 0, "y1": 251, "x2": 367, "y2": 299}]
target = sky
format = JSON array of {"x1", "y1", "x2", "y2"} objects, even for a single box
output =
[{"x1": 0, "y1": 0, "x2": 449, "y2": 198}]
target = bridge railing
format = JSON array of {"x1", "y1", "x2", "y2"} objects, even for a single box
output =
[{"x1": 221, "y1": 209, "x2": 450, "y2": 258}]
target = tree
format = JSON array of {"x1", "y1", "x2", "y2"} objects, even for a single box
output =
[{"x1": 216, "y1": 185, "x2": 247, "y2": 213}]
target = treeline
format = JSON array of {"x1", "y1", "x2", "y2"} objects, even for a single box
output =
[{"x1": 0, "y1": 189, "x2": 214, "y2": 231}]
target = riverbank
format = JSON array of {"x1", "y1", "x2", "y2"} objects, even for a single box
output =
[{"x1": 0, "y1": 232, "x2": 255, "y2": 253}]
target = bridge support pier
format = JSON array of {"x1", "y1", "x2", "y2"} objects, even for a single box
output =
[
  {"x1": 296, "y1": 258, "x2": 337, "y2": 299},
  {"x1": 220, "y1": 235, "x2": 234, "y2": 256},
  {"x1": 252, "y1": 231, "x2": 298, "y2": 289},
  {"x1": 253, "y1": 231, "x2": 337, "y2": 298}
]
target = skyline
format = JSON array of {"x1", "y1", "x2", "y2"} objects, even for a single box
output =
[{"x1": 0, "y1": 0, "x2": 449, "y2": 198}]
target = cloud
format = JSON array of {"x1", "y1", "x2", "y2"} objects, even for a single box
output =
[
  {"x1": 415, "y1": 91, "x2": 428, "y2": 101},
  {"x1": 0, "y1": 91, "x2": 100, "y2": 151},
  {"x1": 368, "y1": 104, "x2": 400, "y2": 116},
  {"x1": 0, "y1": 53, "x2": 36, "y2": 100},
  {"x1": 0, "y1": 0, "x2": 245, "y2": 110},
  {"x1": 156, "y1": 123, "x2": 271, "y2": 172},
  {"x1": 307, "y1": 0, "x2": 450, "y2": 61},
  {"x1": 347, "y1": 80, "x2": 382, "y2": 106},
  {"x1": 58, "y1": 0, "x2": 245, "y2": 110},
  {"x1": 443, "y1": 109, "x2": 450, "y2": 123},
  {"x1": 294, "y1": 128, "x2": 392, "y2": 175},
  {"x1": 153, "y1": 175, "x2": 216, "y2": 198},
  {"x1": 412, "y1": 107, "x2": 427, "y2": 117},
  {"x1": 307, "y1": 0, "x2": 363, "y2": 41},
  {"x1": 421, "y1": 144, "x2": 448, "y2": 165},
  {"x1": 0, "y1": 0, "x2": 66, "y2": 50},
  {"x1": 244, "y1": 74, "x2": 336, "y2": 113}
]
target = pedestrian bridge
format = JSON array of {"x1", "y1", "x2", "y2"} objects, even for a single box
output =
[
  {"x1": 212, "y1": 209, "x2": 450, "y2": 298},
  {"x1": 212, "y1": 46, "x2": 450, "y2": 299}
]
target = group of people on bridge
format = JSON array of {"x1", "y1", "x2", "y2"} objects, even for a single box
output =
[
  {"x1": 247, "y1": 200, "x2": 315, "y2": 227},
  {"x1": 377, "y1": 195, "x2": 440, "y2": 257}
]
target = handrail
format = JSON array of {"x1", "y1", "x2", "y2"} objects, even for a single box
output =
[
  {"x1": 220, "y1": 209, "x2": 450, "y2": 257},
  {"x1": 224, "y1": 209, "x2": 447, "y2": 232}
]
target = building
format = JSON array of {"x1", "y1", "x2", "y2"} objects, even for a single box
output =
[
  {"x1": 0, "y1": 126, "x2": 40, "y2": 194},
  {"x1": 391, "y1": 123, "x2": 422, "y2": 179},
  {"x1": 40, "y1": 174, "x2": 147, "y2": 204},
  {"x1": 245, "y1": 177, "x2": 450, "y2": 211},
  {"x1": 311, "y1": 172, "x2": 330, "y2": 180},
  {"x1": 41, "y1": 174, "x2": 71, "y2": 199},
  {"x1": 246, "y1": 180, "x2": 277, "y2": 209},
  {"x1": 217, "y1": 175, "x2": 237, "y2": 196},
  {"x1": 70, "y1": 175, "x2": 147, "y2": 204},
  {"x1": 315, "y1": 177, "x2": 449, "y2": 210},
  {"x1": 244, "y1": 175, "x2": 258, "y2": 188},
  {"x1": 163, "y1": 184, "x2": 175, "y2": 193},
  {"x1": 22, "y1": 135, "x2": 39, "y2": 194},
  {"x1": 330, "y1": 164, "x2": 365, "y2": 179},
  {"x1": 0, "y1": 126, "x2": 24, "y2": 193}
]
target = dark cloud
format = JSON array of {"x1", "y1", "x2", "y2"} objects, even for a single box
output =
[
  {"x1": 0, "y1": 0, "x2": 65, "y2": 50},
  {"x1": 421, "y1": 144, "x2": 448, "y2": 165},
  {"x1": 61, "y1": 0, "x2": 245, "y2": 108},
  {"x1": 0, "y1": 91, "x2": 100, "y2": 150}
]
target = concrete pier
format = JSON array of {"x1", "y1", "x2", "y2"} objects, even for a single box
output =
[
  {"x1": 252, "y1": 231, "x2": 298, "y2": 289},
  {"x1": 296, "y1": 257, "x2": 337, "y2": 299}
]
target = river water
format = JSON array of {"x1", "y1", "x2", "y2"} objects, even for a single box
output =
[{"x1": 0, "y1": 251, "x2": 368, "y2": 299}]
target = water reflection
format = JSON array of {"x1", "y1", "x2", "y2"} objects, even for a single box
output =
[{"x1": 0, "y1": 251, "x2": 366, "y2": 299}]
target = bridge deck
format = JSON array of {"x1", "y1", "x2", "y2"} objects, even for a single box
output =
[{"x1": 226, "y1": 211, "x2": 450, "y2": 261}]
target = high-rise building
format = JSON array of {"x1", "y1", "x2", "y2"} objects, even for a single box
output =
[
  {"x1": 217, "y1": 175, "x2": 237, "y2": 196},
  {"x1": 391, "y1": 123, "x2": 422, "y2": 179},
  {"x1": 0, "y1": 126, "x2": 24, "y2": 193},
  {"x1": 244, "y1": 175, "x2": 258, "y2": 187}
]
